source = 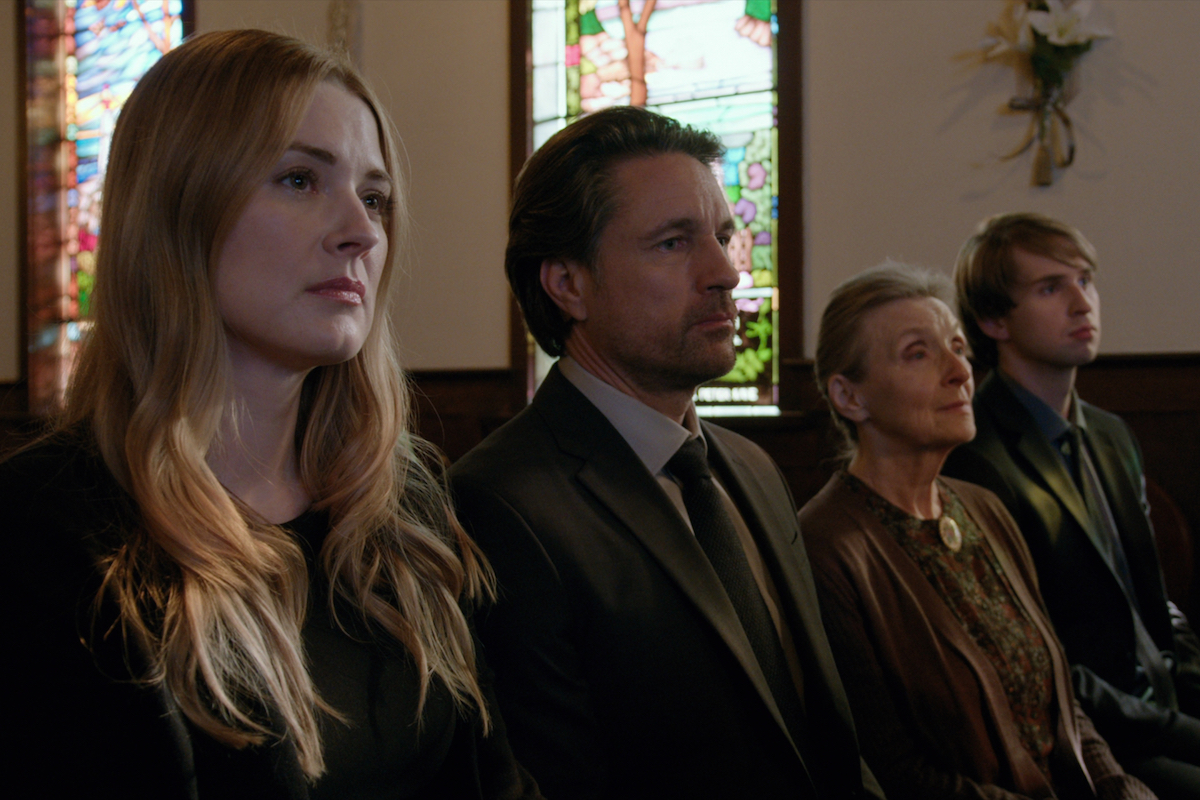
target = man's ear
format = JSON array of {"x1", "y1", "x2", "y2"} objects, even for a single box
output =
[
  {"x1": 978, "y1": 316, "x2": 1011, "y2": 342},
  {"x1": 540, "y1": 259, "x2": 590, "y2": 323},
  {"x1": 828, "y1": 375, "x2": 869, "y2": 424}
]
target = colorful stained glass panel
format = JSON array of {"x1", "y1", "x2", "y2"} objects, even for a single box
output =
[{"x1": 25, "y1": 0, "x2": 187, "y2": 414}]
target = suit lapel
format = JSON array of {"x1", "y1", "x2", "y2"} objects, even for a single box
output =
[
  {"x1": 1082, "y1": 414, "x2": 1167, "y2": 617},
  {"x1": 533, "y1": 369, "x2": 796, "y2": 749},
  {"x1": 981, "y1": 376, "x2": 1117, "y2": 573}
]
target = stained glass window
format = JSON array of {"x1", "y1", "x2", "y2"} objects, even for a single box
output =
[
  {"x1": 24, "y1": 0, "x2": 189, "y2": 414},
  {"x1": 529, "y1": 0, "x2": 780, "y2": 416}
]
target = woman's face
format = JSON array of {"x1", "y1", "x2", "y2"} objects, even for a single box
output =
[
  {"x1": 838, "y1": 296, "x2": 975, "y2": 455},
  {"x1": 214, "y1": 80, "x2": 391, "y2": 379}
]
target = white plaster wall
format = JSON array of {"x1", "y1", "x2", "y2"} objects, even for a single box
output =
[
  {"x1": 804, "y1": 0, "x2": 1200, "y2": 356},
  {"x1": 4, "y1": 0, "x2": 1197, "y2": 382},
  {"x1": 358, "y1": 0, "x2": 510, "y2": 371},
  {"x1": 197, "y1": 0, "x2": 328, "y2": 39}
]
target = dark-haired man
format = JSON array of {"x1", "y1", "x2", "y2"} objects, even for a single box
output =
[
  {"x1": 944, "y1": 212, "x2": 1200, "y2": 799},
  {"x1": 450, "y1": 107, "x2": 882, "y2": 800}
]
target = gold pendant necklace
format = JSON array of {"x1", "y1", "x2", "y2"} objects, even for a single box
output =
[{"x1": 939, "y1": 516, "x2": 963, "y2": 552}]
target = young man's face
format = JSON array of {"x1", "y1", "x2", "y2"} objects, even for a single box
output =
[{"x1": 988, "y1": 243, "x2": 1101, "y2": 372}]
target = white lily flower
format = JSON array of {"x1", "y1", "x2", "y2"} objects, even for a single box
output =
[
  {"x1": 981, "y1": 1, "x2": 1034, "y2": 58},
  {"x1": 1028, "y1": 0, "x2": 1112, "y2": 46}
]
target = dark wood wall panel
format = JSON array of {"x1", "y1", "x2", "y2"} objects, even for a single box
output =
[
  {"x1": 410, "y1": 370, "x2": 524, "y2": 464},
  {"x1": 5, "y1": 356, "x2": 1196, "y2": 613},
  {"x1": 410, "y1": 354, "x2": 1200, "y2": 616},
  {"x1": 413, "y1": 356, "x2": 1197, "y2": 515}
]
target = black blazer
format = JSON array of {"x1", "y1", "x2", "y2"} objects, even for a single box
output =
[
  {"x1": 943, "y1": 372, "x2": 1200, "y2": 753},
  {"x1": 449, "y1": 365, "x2": 882, "y2": 800}
]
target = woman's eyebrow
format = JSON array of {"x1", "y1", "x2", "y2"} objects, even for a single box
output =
[
  {"x1": 287, "y1": 142, "x2": 336, "y2": 164},
  {"x1": 285, "y1": 141, "x2": 390, "y2": 183}
]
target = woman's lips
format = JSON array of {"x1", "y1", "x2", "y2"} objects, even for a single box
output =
[{"x1": 308, "y1": 277, "x2": 365, "y2": 305}]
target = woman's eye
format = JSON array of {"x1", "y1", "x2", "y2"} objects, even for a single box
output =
[
  {"x1": 282, "y1": 170, "x2": 315, "y2": 191},
  {"x1": 363, "y1": 192, "x2": 390, "y2": 212}
]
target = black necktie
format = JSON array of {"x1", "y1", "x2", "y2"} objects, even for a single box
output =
[{"x1": 667, "y1": 437, "x2": 805, "y2": 742}]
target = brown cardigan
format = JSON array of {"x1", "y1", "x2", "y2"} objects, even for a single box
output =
[{"x1": 800, "y1": 474, "x2": 1151, "y2": 800}]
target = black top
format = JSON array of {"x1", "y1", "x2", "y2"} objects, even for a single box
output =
[{"x1": 1, "y1": 432, "x2": 539, "y2": 800}]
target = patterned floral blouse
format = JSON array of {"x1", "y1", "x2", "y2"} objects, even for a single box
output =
[{"x1": 842, "y1": 471, "x2": 1058, "y2": 784}]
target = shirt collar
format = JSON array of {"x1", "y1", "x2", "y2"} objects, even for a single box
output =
[
  {"x1": 558, "y1": 357, "x2": 699, "y2": 475},
  {"x1": 995, "y1": 368, "x2": 1084, "y2": 441}
]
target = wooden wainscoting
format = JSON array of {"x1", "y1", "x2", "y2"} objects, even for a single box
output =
[
  {"x1": 412, "y1": 355, "x2": 1198, "y2": 522},
  {"x1": 412, "y1": 354, "x2": 1200, "y2": 618},
  {"x1": 409, "y1": 369, "x2": 526, "y2": 464}
]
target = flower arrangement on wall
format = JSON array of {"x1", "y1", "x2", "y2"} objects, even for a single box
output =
[{"x1": 980, "y1": 0, "x2": 1111, "y2": 186}]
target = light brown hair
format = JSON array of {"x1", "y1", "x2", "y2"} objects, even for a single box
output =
[
  {"x1": 62, "y1": 29, "x2": 491, "y2": 778},
  {"x1": 954, "y1": 212, "x2": 1097, "y2": 367}
]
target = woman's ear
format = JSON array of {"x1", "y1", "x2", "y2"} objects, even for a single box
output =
[
  {"x1": 540, "y1": 259, "x2": 590, "y2": 323},
  {"x1": 828, "y1": 375, "x2": 869, "y2": 424}
]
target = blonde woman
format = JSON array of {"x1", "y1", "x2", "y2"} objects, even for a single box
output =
[{"x1": 3, "y1": 30, "x2": 539, "y2": 799}]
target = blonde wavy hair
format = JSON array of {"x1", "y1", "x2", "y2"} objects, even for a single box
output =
[{"x1": 60, "y1": 29, "x2": 491, "y2": 779}]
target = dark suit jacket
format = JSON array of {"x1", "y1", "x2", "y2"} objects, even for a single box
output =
[
  {"x1": 942, "y1": 372, "x2": 1200, "y2": 755},
  {"x1": 449, "y1": 366, "x2": 882, "y2": 800}
]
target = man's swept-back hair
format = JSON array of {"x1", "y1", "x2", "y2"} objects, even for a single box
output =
[
  {"x1": 60, "y1": 29, "x2": 491, "y2": 779},
  {"x1": 507, "y1": 105, "x2": 724, "y2": 356},
  {"x1": 815, "y1": 262, "x2": 954, "y2": 457},
  {"x1": 954, "y1": 212, "x2": 1097, "y2": 367}
]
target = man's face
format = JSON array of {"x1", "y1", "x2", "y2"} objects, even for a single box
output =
[
  {"x1": 567, "y1": 152, "x2": 740, "y2": 399},
  {"x1": 990, "y1": 244, "x2": 1101, "y2": 371}
]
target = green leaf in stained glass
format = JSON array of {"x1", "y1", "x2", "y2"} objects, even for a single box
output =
[
  {"x1": 744, "y1": 0, "x2": 771, "y2": 23},
  {"x1": 579, "y1": 9, "x2": 604, "y2": 36}
]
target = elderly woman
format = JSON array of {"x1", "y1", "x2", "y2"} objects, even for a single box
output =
[
  {"x1": 2, "y1": 30, "x2": 538, "y2": 799},
  {"x1": 800, "y1": 264, "x2": 1151, "y2": 800}
]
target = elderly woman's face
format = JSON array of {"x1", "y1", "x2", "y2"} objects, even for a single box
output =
[
  {"x1": 214, "y1": 81, "x2": 391, "y2": 377},
  {"x1": 844, "y1": 296, "x2": 975, "y2": 454}
]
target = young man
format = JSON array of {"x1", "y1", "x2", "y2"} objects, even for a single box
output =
[
  {"x1": 944, "y1": 212, "x2": 1200, "y2": 799},
  {"x1": 449, "y1": 107, "x2": 882, "y2": 800}
]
